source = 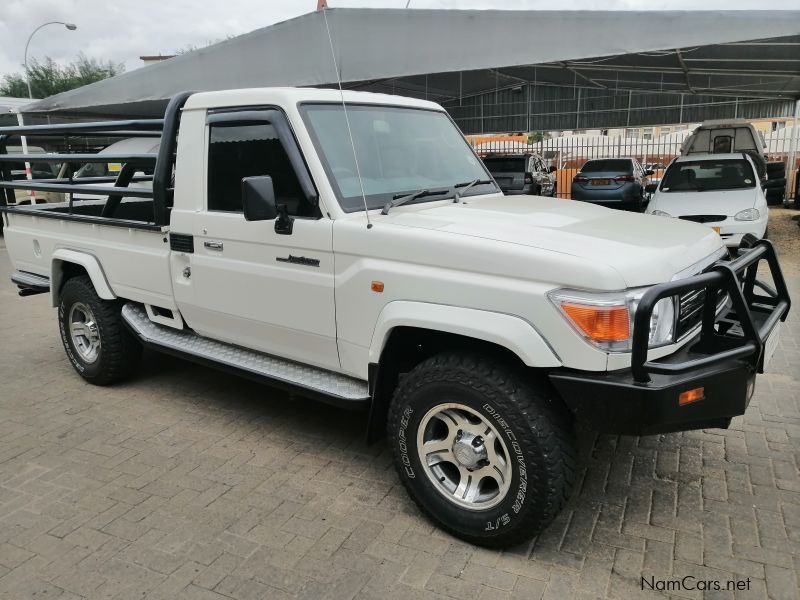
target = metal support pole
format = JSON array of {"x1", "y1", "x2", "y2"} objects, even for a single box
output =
[
  {"x1": 786, "y1": 98, "x2": 800, "y2": 202},
  {"x1": 14, "y1": 110, "x2": 35, "y2": 204}
]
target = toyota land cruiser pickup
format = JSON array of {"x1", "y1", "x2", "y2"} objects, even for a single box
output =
[{"x1": 0, "y1": 88, "x2": 791, "y2": 547}]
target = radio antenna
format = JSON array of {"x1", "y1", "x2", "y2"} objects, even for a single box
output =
[{"x1": 322, "y1": 7, "x2": 372, "y2": 228}]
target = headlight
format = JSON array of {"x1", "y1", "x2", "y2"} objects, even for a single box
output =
[
  {"x1": 734, "y1": 208, "x2": 760, "y2": 221},
  {"x1": 548, "y1": 288, "x2": 676, "y2": 352},
  {"x1": 651, "y1": 210, "x2": 672, "y2": 217}
]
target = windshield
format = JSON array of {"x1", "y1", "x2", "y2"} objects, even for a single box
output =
[
  {"x1": 483, "y1": 157, "x2": 525, "y2": 172},
  {"x1": 660, "y1": 159, "x2": 756, "y2": 192},
  {"x1": 581, "y1": 159, "x2": 632, "y2": 174},
  {"x1": 300, "y1": 103, "x2": 497, "y2": 212}
]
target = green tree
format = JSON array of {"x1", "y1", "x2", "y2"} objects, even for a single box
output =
[
  {"x1": 0, "y1": 53, "x2": 124, "y2": 99},
  {"x1": 527, "y1": 131, "x2": 551, "y2": 145}
]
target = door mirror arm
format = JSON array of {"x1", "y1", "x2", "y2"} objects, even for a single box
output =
[{"x1": 275, "y1": 204, "x2": 294, "y2": 235}]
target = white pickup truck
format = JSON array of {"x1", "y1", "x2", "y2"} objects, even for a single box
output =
[{"x1": 0, "y1": 88, "x2": 791, "y2": 547}]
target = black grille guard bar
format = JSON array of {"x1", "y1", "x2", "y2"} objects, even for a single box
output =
[{"x1": 631, "y1": 240, "x2": 791, "y2": 384}]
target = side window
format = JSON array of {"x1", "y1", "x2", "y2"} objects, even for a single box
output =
[{"x1": 207, "y1": 120, "x2": 315, "y2": 217}]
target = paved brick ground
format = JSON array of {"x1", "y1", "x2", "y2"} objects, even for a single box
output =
[{"x1": 0, "y1": 216, "x2": 798, "y2": 600}]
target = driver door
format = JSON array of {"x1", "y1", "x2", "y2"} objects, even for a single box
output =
[{"x1": 172, "y1": 108, "x2": 340, "y2": 371}]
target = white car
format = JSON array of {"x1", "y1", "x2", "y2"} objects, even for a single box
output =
[
  {"x1": 69, "y1": 136, "x2": 161, "y2": 201},
  {"x1": 645, "y1": 153, "x2": 769, "y2": 248}
]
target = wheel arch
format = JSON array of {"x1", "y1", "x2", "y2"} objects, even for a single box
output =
[
  {"x1": 51, "y1": 249, "x2": 115, "y2": 307},
  {"x1": 365, "y1": 302, "x2": 562, "y2": 443}
]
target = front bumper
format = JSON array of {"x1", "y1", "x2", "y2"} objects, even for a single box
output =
[
  {"x1": 549, "y1": 240, "x2": 790, "y2": 436},
  {"x1": 550, "y1": 344, "x2": 753, "y2": 435}
]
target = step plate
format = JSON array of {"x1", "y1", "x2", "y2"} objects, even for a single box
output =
[{"x1": 122, "y1": 303, "x2": 369, "y2": 401}]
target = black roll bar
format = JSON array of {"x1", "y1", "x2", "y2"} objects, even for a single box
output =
[{"x1": 0, "y1": 92, "x2": 193, "y2": 225}]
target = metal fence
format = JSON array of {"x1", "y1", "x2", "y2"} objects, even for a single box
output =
[{"x1": 470, "y1": 127, "x2": 799, "y2": 201}]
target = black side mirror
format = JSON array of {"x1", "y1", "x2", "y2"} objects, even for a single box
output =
[
  {"x1": 645, "y1": 183, "x2": 658, "y2": 194},
  {"x1": 548, "y1": 165, "x2": 557, "y2": 173},
  {"x1": 242, "y1": 176, "x2": 277, "y2": 221},
  {"x1": 645, "y1": 169, "x2": 655, "y2": 176}
]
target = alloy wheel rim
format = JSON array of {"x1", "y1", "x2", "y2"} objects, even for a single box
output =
[
  {"x1": 416, "y1": 402, "x2": 513, "y2": 510},
  {"x1": 68, "y1": 302, "x2": 101, "y2": 363}
]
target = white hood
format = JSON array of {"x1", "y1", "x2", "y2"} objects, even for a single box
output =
[
  {"x1": 651, "y1": 187, "x2": 758, "y2": 217},
  {"x1": 378, "y1": 195, "x2": 724, "y2": 287}
]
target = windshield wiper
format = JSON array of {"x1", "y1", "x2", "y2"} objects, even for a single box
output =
[
  {"x1": 381, "y1": 179, "x2": 495, "y2": 215},
  {"x1": 381, "y1": 187, "x2": 450, "y2": 215},
  {"x1": 452, "y1": 179, "x2": 494, "y2": 203}
]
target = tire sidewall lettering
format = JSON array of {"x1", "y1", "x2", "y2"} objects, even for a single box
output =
[
  {"x1": 397, "y1": 406, "x2": 415, "y2": 478},
  {"x1": 483, "y1": 402, "x2": 528, "y2": 517}
]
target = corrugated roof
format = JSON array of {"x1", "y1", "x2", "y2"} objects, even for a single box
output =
[{"x1": 21, "y1": 9, "x2": 800, "y2": 118}]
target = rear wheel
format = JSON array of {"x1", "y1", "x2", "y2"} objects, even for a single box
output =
[
  {"x1": 388, "y1": 353, "x2": 576, "y2": 547},
  {"x1": 59, "y1": 276, "x2": 141, "y2": 385}
]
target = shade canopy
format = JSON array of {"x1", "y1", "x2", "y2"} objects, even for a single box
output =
[{"x1": 23, "y1": 8, "x2": 800, "y2": 119}]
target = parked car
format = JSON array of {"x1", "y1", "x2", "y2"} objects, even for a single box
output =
[
  {"x1": 0, "y1": 88, "x2": 790, "y2": 548},
  {"x1": 681, "y1": 119, "x2": 786, "y2": 206},
  {"x1": 645, "y1": 153, "x2": 769, "y2": 248},
  {"x1": 68, "y1": 137, "x2": 161, "y2": 201},
  {"x1": 571, "y1": 158, "x2": 652, "y2": 211},
  {"x1": 482, "y1": 153, "x2": 557, "y2": 196},
  {"x1": 5, "y1": 145, "x2": 63, "y2": 205}
]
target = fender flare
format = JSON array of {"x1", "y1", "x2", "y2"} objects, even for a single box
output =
[
  {"x1": 369, "y1": 301, "x2": 561, "y2": 368},
  {"x1": 50, "y1": 249, "x2": 116, "y2": 307},
  {"x1": 364, "y1": 301, "x2": 561, "y2": 444}
]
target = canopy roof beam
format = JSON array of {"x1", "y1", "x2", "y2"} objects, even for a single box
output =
[{"x1": 676, "y1": 48, "x2": 697, "y2": 93}]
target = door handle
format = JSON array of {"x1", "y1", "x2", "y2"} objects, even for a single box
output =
[{"x1": 204, "y1": 241, "x2": 223, "y2": 251}]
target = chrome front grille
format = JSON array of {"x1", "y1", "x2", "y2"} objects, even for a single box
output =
[{"x1": 677, "y1": 288, "x2": 706, "y2": 339}]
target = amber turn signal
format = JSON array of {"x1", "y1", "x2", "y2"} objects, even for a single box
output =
[
  {"x1": 561, "y1": 303, "x2": 630, "y2": 342},
  {"x1": 371, "y1": 281, "x2": 384, "y2": 293},
  {"x1": 679, "y1": 387, "x2": 704, "y2": 406}
]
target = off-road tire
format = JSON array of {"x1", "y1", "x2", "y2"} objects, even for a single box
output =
[
  {"x1": 58, "y1": 276, "x2": 141, "y2": 385},
  {"x1": 387, "y1": 353, "x2": 576, "y2": 547}
]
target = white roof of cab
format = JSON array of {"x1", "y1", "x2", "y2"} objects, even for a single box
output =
[{"x1": 183, "y1": 87, "x2": 444, "y2": 112}]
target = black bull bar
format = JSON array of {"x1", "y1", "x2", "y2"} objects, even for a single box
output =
[
  {"x1": 631, "y1": 239, "x2": 790, "y2": 384},
  {"x1": 549, "y1": 239, "x2": 791, "y2": 436}
]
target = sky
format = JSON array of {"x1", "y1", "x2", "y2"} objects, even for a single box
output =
[{"x1": 1, "y1": 0, "x2": 798, "y2": 83}]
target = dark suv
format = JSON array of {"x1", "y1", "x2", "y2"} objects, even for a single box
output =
[
  {"x1": 571, "y1": 158, "x2": 652, "y2": 211},
  {"x1": 482, "y1": 153, "x2": 557, "y2": 197}
]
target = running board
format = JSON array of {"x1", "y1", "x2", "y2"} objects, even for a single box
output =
[
  {"x1": 121, "y1": 303, "x2": 370, "y2": 409},
  {"x1": 11, "y1": 271, "x2": 50, "y2": 296}
]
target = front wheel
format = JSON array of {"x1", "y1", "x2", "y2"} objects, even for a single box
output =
[{"x1": 387, "y1": 353, "x2": 576, "y2": 547}]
